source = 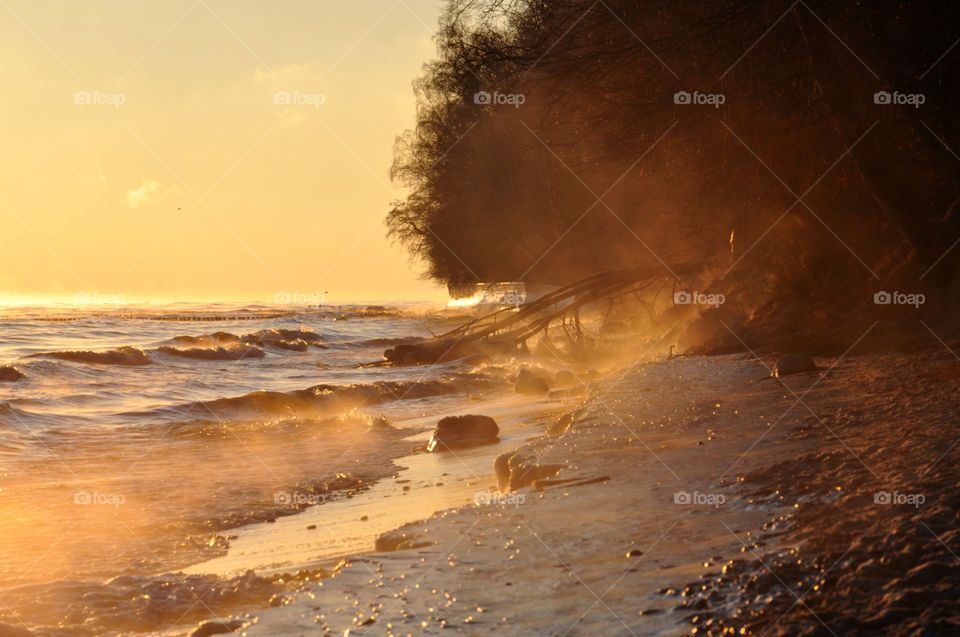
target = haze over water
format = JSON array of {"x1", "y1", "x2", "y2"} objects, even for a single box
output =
[{"x1": 0, "y1": 303, "x2": 484, "y2": 587}]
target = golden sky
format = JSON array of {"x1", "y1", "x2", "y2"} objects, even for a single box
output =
[{"x1": 0, "y1": 0, "x2": 447, "y2": 304}]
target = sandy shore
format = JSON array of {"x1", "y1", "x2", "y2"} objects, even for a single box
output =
[
  {"x1": 174, "y1": 353, "x2": 798, "y2": 636},
  {"x1": 166, "y1": 348, "x2": 960, "y2": 636}
]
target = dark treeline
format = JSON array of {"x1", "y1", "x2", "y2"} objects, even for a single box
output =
[{"x1": 387, "y1": 0, "x2": 960, "y2": 351}]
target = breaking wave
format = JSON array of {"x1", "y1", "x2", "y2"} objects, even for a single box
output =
[
  {"x1": 25, "y1": 329, "x2": 327, "y2": 367},
  {"x1": 0, "y1": 570, "x2": 292, "y2": 636},
  {"x1": 28, "y1": 346, "x2": 152, "y2": 366},
  {"x1": 133, "y1": 372, "x2": 507, "y2": 423},
  {"x1": 156, "y1": 344, "x2": 266, "y2": 360}
]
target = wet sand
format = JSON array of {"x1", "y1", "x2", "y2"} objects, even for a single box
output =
[
  {"x1": 183, "y1": 395, "x2": 572, "y2": 578},
  {"x1": 175, "y1": 354, "x2": 799, "y2": 635}
]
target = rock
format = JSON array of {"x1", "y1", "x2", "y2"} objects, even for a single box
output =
[
  {"x1": 189, "y1": 620, "x2": 243, "y2": 637},
  {"x1": 494, "y1": 452, "x2": 513, "y2": 491},
  {"x1": 514, "y1": 368, "x2": 550, "y2": 394},
  {"x1": 494, "y1": 451, "x2": 564, "y2": 492},
  {"x1": 371, "y1": 415, "x2": 390, "y2": 428},
  {"x1": 0, "y1": 624, "x2": 34, "y2": 637},
  {"x1": 375, "y1": 529, "x2": 427, "y2": 552},
  {"x1": 0, "y1": 366, "x2": 23, "y2": 382},
  {"x1": 385, "y1": 339, "x2": 475, "y2": 365},
  {"x1": 773, "y1": 353, "x2": 817, "y2": 377},
  {"x1": 427, "y1": 415, "x2": 499, "y2": 452},
  {"x1": 546, "y1": 411, "x2": 579, "y2": 436},
  {"x1": 553, "y1": 369, "x2": 578, "y2": 386}
]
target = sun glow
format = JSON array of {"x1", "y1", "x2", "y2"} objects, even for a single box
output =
[{"x1": 0, "y1": 1, "x2": 445, "y2": 302}]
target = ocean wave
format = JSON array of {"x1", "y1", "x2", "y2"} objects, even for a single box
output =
[
  {"x1": 248, "y1": 328, "x2": 323, "y2": 345},
  {"x1": 0, "y1": 403, "x2": 88, "y2": 443},
  {"x1": 14, "y1": 358, "x2": 101, "y2": 378},
  {"x1": 29, "y1": 345, "x2": 152, "y2": 366},
  {"x1": 166, "y1": 330, "x2": 239, "y2": 347},
  {"x1": 166, "y1": 327, "x2": 326, "y2": 352},
  {"x1": 156, "y1": 343, "x2": 266, "y2": 360},
  {"x1": 25, "y1": 328, "x2": 326, "y2": 368},
  {"x1": 0, "y1": 570, "x2": 291, "y2": 636},
  {"x1": 0, "y1": 402, "x2": 39, "y2": 427},
  {"x1": 133, "y1": 372, "x2": 507, "y2": 423}
]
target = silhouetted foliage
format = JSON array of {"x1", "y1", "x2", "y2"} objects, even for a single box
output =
[{"x1": 388, "y1": 0, "x2": 960, "y2": 347}]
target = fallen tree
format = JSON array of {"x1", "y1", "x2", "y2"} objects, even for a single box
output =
[{"x1": 383, "y1": 266, "x2": 686, "y2": 365}]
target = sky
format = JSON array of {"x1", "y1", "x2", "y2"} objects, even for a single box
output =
[{"x1": 0, "y1": 0, "x2": 448, "y2": 304}]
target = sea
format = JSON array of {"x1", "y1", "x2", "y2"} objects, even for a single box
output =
[{"x1": 0, "y1": 302, "x2": 562, "y2": 635}]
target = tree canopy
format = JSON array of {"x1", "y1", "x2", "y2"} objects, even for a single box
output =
[{"x1": 387, "y1": 0, "x2": 960, "y2": 349}]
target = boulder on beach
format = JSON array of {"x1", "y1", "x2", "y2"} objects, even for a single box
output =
[
  {"x1": 773, "y1": 353, "x2": 817, "y2": 377},
  {"x1": 514, "y1": 368, "x2": 550, "y2": 394},
  {"x1": 189, "y1": 620, "x2": 244, "y2": 637},
  {"x1": 427, "y1": 414, "x2": 500, "y2": 452},
  {"x1": 494, "y1": 451, "x2": 564, "y2": 492},
  {"x1": 368, "y1": 415, "x2": 393, "y2": 431},
  {"x1": 0, "y1": 366, "x2": 23, "y2": 382},
  {"x1": 384, "y1": 338, "x2": 474, "y2": 365},
  {"x1": 546, "y1": 410, "x2": 579, "y2": 436},
  {"x1": 375, "y1": 528, "x2": 429, "y2": 552},
  {"x1": 0, "y1": 624, "x2": 34, "y2": 637}
]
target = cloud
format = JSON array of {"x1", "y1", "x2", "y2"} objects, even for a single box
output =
[{"x1": 126, "y1": 179, "x2": 179, "y2": 209}]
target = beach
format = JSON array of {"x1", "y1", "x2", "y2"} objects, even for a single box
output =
[
  {"x1": 2, "y1": 305, "x2": 959, "y2": 636},
  {"x1": 4, "y1": 1, "x2": 960, "y2": 634},
  {"x1": 0, "y1": 304, "x2": 579, "y2": 635},
  {"x1": 165, "y1": 348, "x2": 960, "y2": 637}
]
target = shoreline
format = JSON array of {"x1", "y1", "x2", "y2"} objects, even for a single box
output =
[
  {"x1": 182, "y1": 392, "x2": 575, "y2": 580},
  {"x1": 195, "y1": 347, "x2": 960, "y2": 636},
  {"x1": 12, "y1": 345, "x2": 955, "y2": 636},
  {"x1": 190, "y1": 353, "x2": 809, "y2": 636}
]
